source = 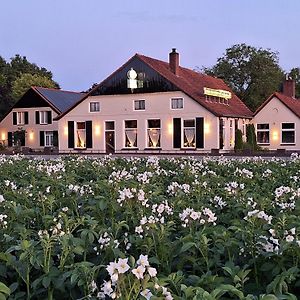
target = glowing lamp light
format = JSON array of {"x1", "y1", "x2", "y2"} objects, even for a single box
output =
[
  {"x1": 204, "y1": 122, "x2": 210, "y2": 134},
  {"x1": 168, "y1": 123, "x2": 173, "y2": 135},
  {"x1": 272, "y1": 131, "x2": 279, "y2": 141},
  {"x1": 95, "y1": 125, "x2": 101, "y2": 136},
  {"x1": 29, "y1": 132, "x2": 34, "y2": 141},
  {"x1": 64, "y1": 126, "x2": 68, "y2": 136},
  {"x1": 1, "y1": 133, "x2": 5, "y2": 140}
]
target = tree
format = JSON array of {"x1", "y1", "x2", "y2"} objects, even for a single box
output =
[
  {"x1": 246, "y1": 124, "x2": 258, "y2": 151},
  {"x1": 288, "y1": 67, "x2": 300, "y2": 98},
  {"x1": 11, "y1": 73, "x2": 57, "y2": 101},
  {"x1": 0, "y1": 55, "x2": 59, "y2": 119},
  {"x1": 203, "y1": 44, "x2": 284, "y2": 111},
  {"x1": 234, "y1": 129, "x2": 243, "y2": 151}
]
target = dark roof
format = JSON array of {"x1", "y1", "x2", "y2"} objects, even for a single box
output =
[
  {"x1": 33, "y1": 87, "x2": 85, "y2": 113},
  {"x1": 137, "y1": 54, "x2": 253, "y2": 118},
  {"x1": 255, "y1": 92, "x2": 300, "y2": 118},
  {"x1": 57, "y1": 53, "x2": 253, "y2": 119}
]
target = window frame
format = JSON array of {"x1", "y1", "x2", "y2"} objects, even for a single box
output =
[
  {"x1": 89, "y1": 102, "x2": 100, "y2": 113},
  {"x1": 75, "y1": 122, "x2": 86, "y2": 149},
  {"x1": 281, "y1": 122, "x2": 296, "y2": 145},
  {"x1": 256, "y1": 123, "x2": 270, "y2": 145},
  {"x1": 133, "y1": 100, "x2": 145, "y2": 111},
  {"x1": 17, "y1": 112, "x2": 25, "y2": 125},
  {"x1": 182, "y1": 118, "x2": 196, "y2": 148},
  {"x1": 44, "y1": 131, "x2": 54, "y2": 147},
  {"x1": 124, "y1": 120, "x2": 138, "y2": 148},
  {"x1": 39, "y1": 111, "x2": 48, "y2": 125},
  {"x1": 171, "y1": 97, "x2": 184, "y2": 110},
  {"x1": 146, "y1": 119, "x2": 161, "y2": 148}
]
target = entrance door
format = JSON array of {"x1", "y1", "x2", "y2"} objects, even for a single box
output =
[
  {"x1": 105, "y1": 131, "x2": 115, "y2": 154},
  {"x1": 105, "y1": 121, "x2": 115, "y2": 154}
]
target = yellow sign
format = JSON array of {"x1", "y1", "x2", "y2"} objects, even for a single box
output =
[{"x1": 204, "y1": 87, "x2": 232, "y2": 100}]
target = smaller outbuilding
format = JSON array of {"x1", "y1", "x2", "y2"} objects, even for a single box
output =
[
  {"x1": 253, "y1": 79, "x2": 300, "y2": 150},
  {"x1": 0, "y1": 87, "x2": 85, "y2": 150}
]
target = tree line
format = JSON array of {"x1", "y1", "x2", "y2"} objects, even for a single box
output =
[
  {"x1": 0, "y1": 55, "x2": 58, "y2": 119},
  {"x1": 0, "y1": 44, "x2": 299, "y2": 120}
]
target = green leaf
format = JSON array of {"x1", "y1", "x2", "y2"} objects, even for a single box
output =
[
  {"x1": 261, "y1": 295, "x2": 278, "y2": 300},
  {"x1": 70, "y1": 274, "x2": 79, "y2": 285},
  {"x1": 0, "y1": 283, "x2": 10, "y2": 295},
  {"x1": 42, "y1": 276, "x2": 51, "y2": 288},
  {"x1": 180, "y1": 242, "x2": 196, "y2": 253}
]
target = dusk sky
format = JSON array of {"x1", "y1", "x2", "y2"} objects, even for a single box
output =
[{"x1": 1, "y1": 0, "x2": 299, "y2": 92}]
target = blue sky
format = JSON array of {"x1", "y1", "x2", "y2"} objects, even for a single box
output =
[{"x1": 1, "y1": 0, "x2": 299, "y2": 91}]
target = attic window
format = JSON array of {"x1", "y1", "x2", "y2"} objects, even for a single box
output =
[{"x1": 171, "y1": 98, "x2": 183, "y2": 109}]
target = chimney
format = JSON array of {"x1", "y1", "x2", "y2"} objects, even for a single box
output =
[
  {"x1": 283, "y1": 77, "x2": 296, "y2": 98},
  {"x1": 169, "y1": 48, "x2": 179, "y2": 75}
]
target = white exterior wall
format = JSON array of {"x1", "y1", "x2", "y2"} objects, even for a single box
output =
[
  {"x1": 253, "y1": 97, "x2": 300, "y2": 150},
  {"x1": 0, "y1": 107, "x2": 59, "y2": 149},
  {"x1": 58, "y1": 91, "x2": 221, "y2": 153}
]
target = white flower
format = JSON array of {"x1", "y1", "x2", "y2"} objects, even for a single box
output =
[
  {"x1": 147, "y1": 267, "x2": 157, "y2": 277},
  {"x1": 62, "y1": 207, "x2": 69, "y2": 212},
  {"x1": 137, "y1": 254, "x2": 149, "y2": 267},
  {"x1": 132, "y1": 265, "x2": 145, "y2": 279},
  {"x1": 135, "y1": 226, "x2": 143, "y2": 234},
  {"x1": 106, "y1": 261, "x2": 118, "y2": 281},
  {"x1": 141, "y1": 289, "x2": 153, "y2": 300},
  {"x1": 101, "y1": 280, "x2": 113, "y2": 296},
  {"x1": 116, "y1": 258, "x2": 130, "y2": 274},
  {"x1": 286, "y1": 235, "x2": 294, "y2": 242},
  {"x1": 0, "y1": 195, "x2": 4, "y2": 203}
]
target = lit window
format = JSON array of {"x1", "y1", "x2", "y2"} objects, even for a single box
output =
[
  {"x1": 147, "y1": 119, "x2": 161, "y2": 147},
  {"x1": 125, "y1": 120, "x2": 137, "y2": 148},
  {"x1": 134, "y1": 100, "x2": 145, "y2": 110},
  {"x1": 40, "y1": 111, "x2": 48, "y2": 124},
  {"x1": 75, "y1": 122, "x2": 86, "y2": 148},
  {"x1": 171, "y1": 98, "x2": 183, "y2": 109},
  {"x1": 257, "y1": 124, "x2": 270, "y2": 144},
  {"x1": 90, "y1": 102, "x2": 100, "y2": 112},
  {"x1": 183, "y1": 119, "x2": 195, "y2": 148},
  {"x1": 17, "y1": 112, "x2": 25, "y2": 125},
  {"x1": 281, "y1": 123, "x2": 295, "y2": 144},
  {"x1": 45, "y1": 131, "x2": 54, "y2": 146}
]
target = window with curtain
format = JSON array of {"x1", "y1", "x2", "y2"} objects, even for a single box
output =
[
  {"x1": 90, "y1": 102, "x2": 100, "y2": 112},
  {"x1": 147, "y1": 119, "x2": 161, "y2": 147},
  {"x1": 134, "y1": 100, "x2": 145, "y2": 110},
  {"x1": 257, "y1": 124, "x2": 270, "y2": 144},
  {"x1": 17, "y1": 112, "x2": 25, "y2": 125},
  {"x1": 125, "y1": 120, "x2": 137, "y2": 148},
  {"x1": 75, "y1": 122, "x2": 86, "y2": 148},
  {"x1": 171, "y1": 98, "x2": 183, "y2": 109},
  {"x1": 183, "y1": 119, "x2": 195, "y2": 148}
]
